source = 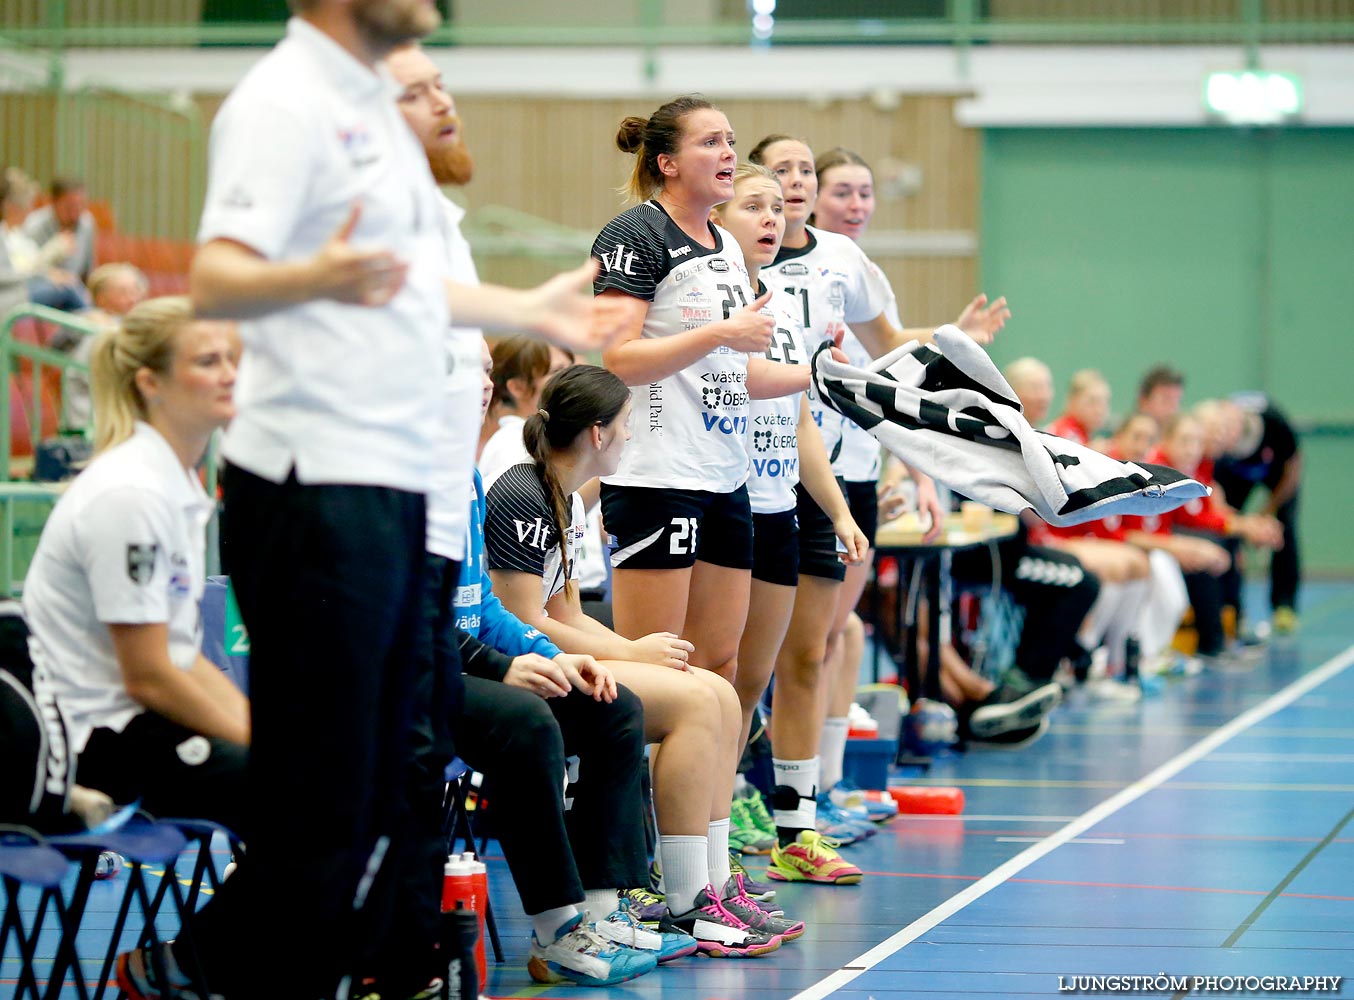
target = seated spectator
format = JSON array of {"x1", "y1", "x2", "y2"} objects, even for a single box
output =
[
  {"x1": 1003, "y1": 356, "x2": 1054, "y2": 426},
  {"x1": 0, "y1": 167, "x2": 88, "y2": 312},
  {"x1": 1113, "y1": 414, "x2": 1226, "y2": 668},
  {"x1": 480, "y1": 334, "x2": 572, "y2": 466},
  {"x1": 61, "y1": 263, "x2": 151, "y2": 432},
  {"x1": 487, "y1": 364, "x2": 801, "y2": 956},
  {"x1": 1205, "y1": 395, "x2": 1302, "y2": 634},
  {"x1": 1047, "y1": 368, "x2": 1110, "y2": 446},
  {"x1": 1135, "y1": 364, "x2": 1185, "y2": 426},
  {"x1": 22, "y1": 175, "x2": 97, "y2": 282},
  {"x1": 20, "y1": 295, "x2": 247, "y2": 996},
  {"x1": 384, "y1": 338, "x2": 664, "y2": 993}
]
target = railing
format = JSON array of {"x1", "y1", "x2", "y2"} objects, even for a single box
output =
[
  {"x1": 2, "y1": 0, "x2": 1353, "y2": 50},
  {"x1": 0, "y1": 482, "x2": 62, "y2": 597},
  {"x1": 0, "y1": 304, "x2": 97, "y2": 481}
]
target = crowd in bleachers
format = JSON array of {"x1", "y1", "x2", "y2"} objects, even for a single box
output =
[{"x1": 0, "y1": 4, "x2": 1307, "y2": 999}]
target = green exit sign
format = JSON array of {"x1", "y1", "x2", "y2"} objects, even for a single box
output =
[{"x1": 1205, "y1": 71, "x2": 1302, "y2": 125}]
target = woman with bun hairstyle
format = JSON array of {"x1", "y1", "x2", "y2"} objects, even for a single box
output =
[
  {"x1": 486, "y1": 363, "x2": 803, "y2": 958},
  {"x1": 22, "y1": 296, "x2": 248, "y2": 996},
  {"x1": 589, "y1": 96, "x2": 813, "y2": 897}
]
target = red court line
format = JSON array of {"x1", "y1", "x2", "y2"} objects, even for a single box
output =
[
  {"x1": 908, "y1": 826, "x2": 1354, "y2": 844},
  {"x1": 861, "y1": 870, "x2": 1354, "y2": 900}
]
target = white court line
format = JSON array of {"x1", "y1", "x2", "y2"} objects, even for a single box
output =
[{"x1": 791, "y1": 642, "x2": 1354, "y2": 1000}]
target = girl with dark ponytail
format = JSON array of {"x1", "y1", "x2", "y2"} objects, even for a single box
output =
[{"x1": 485, "y1": 365, "x2": 803, "y2": 958}]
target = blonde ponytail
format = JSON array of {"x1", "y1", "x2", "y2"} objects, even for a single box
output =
[{"x1": 90, "y1": 295, "x2": 192, "y2": 453}]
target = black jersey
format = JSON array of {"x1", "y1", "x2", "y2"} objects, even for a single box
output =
[{"x1": 484, "y1": 462, "x2": 586, "y2": 606}]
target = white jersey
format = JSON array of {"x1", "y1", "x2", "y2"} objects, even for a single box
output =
[
  {"x1": 746, "y1": 283, "x2": 810, "y2": 515},
  {"x1": 762, "y1": 225, "x2": 890, "y2": 473},
  {"x1": 22, "y1": 422, "x2": 214, "y2": 753},
  {"x1": 592, "y1": 201, "x2": 755, "y2": 493},
  {"x1": 835, "y1": 260, "x2": 898, "y2": 482}
]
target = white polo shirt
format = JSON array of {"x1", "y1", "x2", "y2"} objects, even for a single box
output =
[
  {"x1": 23, "y1": 422, "x2": 214, "y2": 753},
  {"x1": 426, "y1": 196, "x2": 485, "y2": 562},
  {"x1": 198, "y1": 17, "x2": 452, "y2": 493}
]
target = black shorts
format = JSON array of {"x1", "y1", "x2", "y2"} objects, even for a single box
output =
[
  {"x1": 752, "y1": 509, "x2": 800, "y2": 587},
  {"x1": 795, "y1": 483, "x2": 846, "y2": 583},
  {"x1": 844, "y1": 479, "x2": 880, "y2": 548},
  {"x1": 601, "y1": 483, "x2": 753, "y2": 571}
]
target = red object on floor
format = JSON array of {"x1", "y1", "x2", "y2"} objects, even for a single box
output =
[{"x1": 887, "y1": 785, "x2": 965, "y2": 815}]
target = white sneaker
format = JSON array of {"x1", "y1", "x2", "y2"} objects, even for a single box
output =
[{"x1": 1088, "y1": 677, "x2": 1142, "y2": 703}]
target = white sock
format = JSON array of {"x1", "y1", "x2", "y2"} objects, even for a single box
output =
[
  {"x1": 707, "y1": 818, "x2": 731, "y2": 891},
  {"x1": 529, "y1": 904, "x2": 580, "y2": 944},
  {"x1": 659, "y1": 835, "x2": 709, "y2": 914},
  {"x1": 582, "y1": 888, "x2": 619, "y2": 922},
  {"x1": 772, "y1": 757, "x2": 819, "y2": 834},
  {"x1": 819, "y1": 717, "x2": 849, "y2": 789}
]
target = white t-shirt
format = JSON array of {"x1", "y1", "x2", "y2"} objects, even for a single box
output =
[
  {"x1": 762, "y1": 225, "x2": 890, "y2": 473},
  {"x1": 592, "y1": 201, "x2": 755, "y2": 493},
  {"x1": 23, "y1": 423, "x2": 214, "y2": 753},
  {"x1": 198, "y1": 17, "x2": 452, "y2": 493},
  {"x1": 425, "y1": 196, "x2": 485, "y2": 562},
  {"x1": 835, "y1": 261, "x2": 898, "y2": 482},
  {"x1": 746, "y1": 283, "x2": 810, "y2": 515},
  {"x1": 478, "y1": 415, "x2": 529, "y2": 491},
  {"x1": 483, "y1": 462, "x2": 586, "y2": 607}
]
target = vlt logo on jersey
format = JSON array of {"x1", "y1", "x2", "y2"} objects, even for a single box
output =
[
  {"x1": 599, "y1": 243, "x2": 638, "y2": 276},
  {"x1": 514, "y1": 518, "x2": 550, "y2": 550}
]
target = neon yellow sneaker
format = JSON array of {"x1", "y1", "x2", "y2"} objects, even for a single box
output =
[
  {"x1": 1273, "y1": 606, "x2": 1299, "y2": 635},
  {"x1": 766, "y1": 831, "x2": 863, "y2": 885}
]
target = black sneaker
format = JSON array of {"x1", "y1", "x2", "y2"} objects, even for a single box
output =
[
  {"x1": 964, "y1": 677, "x2": 1061, "y2": 739},
  {"x1": 967, "y1": 716, "x2": 1050, "y2": 749},
  {"x1": 658, "y1": 884, "x2": 782, "y2": 958}
]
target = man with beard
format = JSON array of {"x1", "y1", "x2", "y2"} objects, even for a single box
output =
[{"x1": 183, "y1": 2, "x2": 620, "y2": 997}]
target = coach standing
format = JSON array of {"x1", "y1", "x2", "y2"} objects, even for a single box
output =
[{"x1": 191, "y1": 2, "x2": 612, "y2": 996}]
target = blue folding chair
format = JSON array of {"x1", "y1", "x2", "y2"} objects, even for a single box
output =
[
  {"x1": 43, "y1": 814, "x2": 189, "y2": 1000},
  {"x1": 0, "y1": 827, "x2": 72, "y2": 1000}
]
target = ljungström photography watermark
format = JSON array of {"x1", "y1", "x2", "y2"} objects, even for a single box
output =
[{"x1": 1056, "y1": 974, "x2": 1344, "y2": 994}]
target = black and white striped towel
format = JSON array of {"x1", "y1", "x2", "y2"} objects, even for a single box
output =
[{"x1": 810, "y1": 325, "x2": 1209, "y2": 527}]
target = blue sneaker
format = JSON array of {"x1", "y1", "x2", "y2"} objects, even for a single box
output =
[
  {"x1": 816, "y1": 794, "x2": 875, "y2": 840},
  {"x1": 620, "y1": 886, "x2": 667, "y2": 925},
  {"x1": 597, "y1": 898, "x2": 697, "y2": 963},
  {"x1": 528, "y1": 914, "x2": 658, "y2": 986},
  {"x1": 830, "y1": 780, "x2": 900, "y2": 822}
]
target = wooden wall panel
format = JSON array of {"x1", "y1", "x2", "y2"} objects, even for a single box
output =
[{"x1": 453, "y1": 93, "x2": 981, "y2": 324}]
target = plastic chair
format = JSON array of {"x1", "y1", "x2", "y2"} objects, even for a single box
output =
[
  {"x1": 43, "y1": 814, "x2": 189, "y2": 1000},
  {"x1": 83, "y1": 816, "x2": 242, "y2": 1000},
  {"x1": 0, "y1": 826, "x2": 72, "y2": 1000}
]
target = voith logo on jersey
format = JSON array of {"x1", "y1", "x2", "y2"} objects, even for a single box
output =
[{"x1": 599, "y1": 243, "x2": 638, "y2": 276}]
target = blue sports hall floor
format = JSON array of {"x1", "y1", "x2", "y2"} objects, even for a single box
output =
[{"x1": 9, "y1": 581, "x2": 1354, "y2": 999}]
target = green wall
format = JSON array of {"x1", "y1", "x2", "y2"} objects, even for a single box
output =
[{"x1": 981, "y1": 127, "x2": 1354, "y2": 575}]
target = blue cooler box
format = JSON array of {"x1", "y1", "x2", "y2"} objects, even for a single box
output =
[{"x1": 842, "y1": 737, "x2": 895, "y2": 790}]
